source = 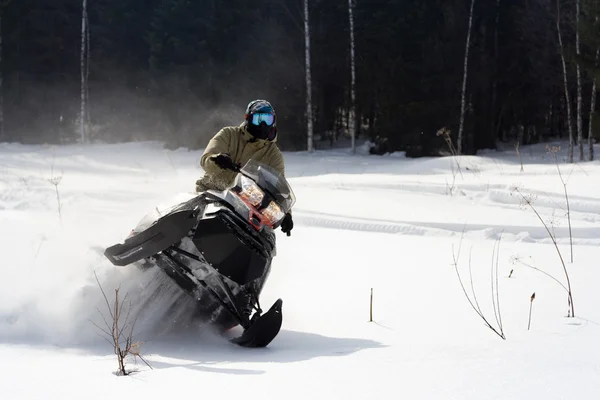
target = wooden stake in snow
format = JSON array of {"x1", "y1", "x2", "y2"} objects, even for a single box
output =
[
  {"x1": 528, "y1": 292, "x2": 536, "y2": 330},
  {"x1": 369, "y1": 288, "x2": 373, "y2": 322}
]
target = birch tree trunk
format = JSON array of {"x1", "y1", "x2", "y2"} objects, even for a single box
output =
[
  {"x1": 589, "y1": 44, "x2": 599, "y2": 162},
  {"x1": 304, "y1": 0, "x2": 314, "y2": 153},
  {"x1": 0, "y1": 9, "x2": 4, "y2": 141},
  {"x1": 80, "y1": 0, "x2": 88, "y2": 143},
  {"x1": 0, "y1": 0, "x2": 10, "y2": 142},
  {"x1": 348, "y1": 0, "x2": 356, "y2": 153},
  {"x1": 86, "y1": 9, "x2": 91, "y2": 128},
  {"x1": 557, "y1": 0, "x2": 574, "y2": 163},
  {"x1": 457, "y1": 0, "x2": 475, "y2": 155},
  {"x1": 491, "y1": 0, "x2": 500, "y2": 139},
  {"x1": 576, "y1": 0, "x2": 583, "y2": 161}
]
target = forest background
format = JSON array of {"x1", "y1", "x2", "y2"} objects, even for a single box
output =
[{"x1": 0, "y1": 0, "x2": 598, "y2": 160}]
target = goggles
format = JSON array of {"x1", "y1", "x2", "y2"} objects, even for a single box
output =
[{"x1": 251, "y1": 113, "x2": 275, "y2": 126}]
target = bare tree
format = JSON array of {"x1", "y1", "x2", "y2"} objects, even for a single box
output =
[
  {"x1": 80, "y1": 0, "x2": 89, "y2": 143},
  {"x1": 304, "y1": 0, "x2": 314, "y2": 153},
  {"x1": 348, "y1": 0, "x2": 357, "y2": 153},
  {"x1": 557, "y1": 0, "x2": 574, "y2": 163},
  {"x1": 457, "y1": 0, "x2": 476, "y2": 155},
  {"x1": 576, "y1": 0, "x2": 584, "y2": 161}
]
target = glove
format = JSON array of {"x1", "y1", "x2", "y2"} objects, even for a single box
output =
[
  {"x1": 211, "y1": 153, "x2": 239, "y2": 171},
  {"x1": 280, "y1": 212, "x2": 293, "y2": 236},
  {"x1": 195, "y1": 179, "x2": 204, "y2": 192}
]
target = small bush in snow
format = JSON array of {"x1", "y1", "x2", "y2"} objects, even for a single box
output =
[{"x1": 92, "y1": 272, "x2": 152, "y2": 376}]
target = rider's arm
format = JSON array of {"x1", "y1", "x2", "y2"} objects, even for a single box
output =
[
  {"x1": 269, "y1": 147, "x2": 285, "y2": 176},
  {"x1": 200, "y1": 128, "x2": 232, "y2": 174},
  {"x1": 268, "y1": 148, "x2": 292, "y2": 215}
]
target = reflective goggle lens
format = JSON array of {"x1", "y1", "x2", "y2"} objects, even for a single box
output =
[{"x1": 251, "y1": 113, "x2": 275, "y2": 126}]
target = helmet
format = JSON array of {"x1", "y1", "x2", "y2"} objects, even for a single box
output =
[{"x1": 244, "y1": 99, "x2": 277, "y2": 141}]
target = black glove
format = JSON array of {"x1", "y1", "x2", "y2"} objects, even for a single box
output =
[
  {"x1": 211, "y1": 153, "x2": 239, "y2": 171},
  {"x1": 280, "y1": 212, "x2": 293, "y2": 236}
]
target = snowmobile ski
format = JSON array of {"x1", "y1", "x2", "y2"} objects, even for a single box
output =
[{"x1": 230, "y1": 299, "x2": 283, "y2": 348}]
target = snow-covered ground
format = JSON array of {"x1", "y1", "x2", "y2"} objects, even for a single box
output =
[{"x1": 1, "y1": 140, "x2": 599, "y2": 399}]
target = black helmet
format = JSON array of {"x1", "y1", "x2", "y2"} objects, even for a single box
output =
[{"x1": 244, "y1": 99, "x2": 277, "y2": 141}]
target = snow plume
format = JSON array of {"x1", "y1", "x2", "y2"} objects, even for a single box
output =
[
  {"x1": 0, "y1": 143, "x2": 207, "y2": 346},
  {"x1": 0, "y1": 219, "x2": 202, "y2": 346}
]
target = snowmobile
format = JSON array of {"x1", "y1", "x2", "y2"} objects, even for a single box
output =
[{"x1": 103, "y1": 159, "x2": 296, "y2": 348}]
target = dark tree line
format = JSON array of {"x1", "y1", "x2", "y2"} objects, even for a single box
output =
[{"x1": 0, "y1": 0, "x2": 598, "y2": 157}]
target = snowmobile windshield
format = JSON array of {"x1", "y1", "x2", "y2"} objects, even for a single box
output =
[{"x1": 240, "y1": 159, "x2": 296, "y2": 213}]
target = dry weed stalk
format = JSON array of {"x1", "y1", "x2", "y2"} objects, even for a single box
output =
[
  {"x1": 546, "y1": 145, "x2": 574, "y2": 263},
  {"x1": 515, "y1": 141, "x2": 524, "y2": 172},
  {"x1": 528, "y1": 292, "x2": 536, "y2": 330},
  {"x1": 510, "y1": 186, "x2": 575, "y2": 317},
  {"x1": 510, "y1": 256, "x2": 570, "y2": 295},
  {"x1": 452, "y1": 229, "x2": 506, "y2": 340},
  {"x1": 47, "y1": 155, "x2": 63, "y2": 224},
  {"x1": 92, "y1": 272, "x2": 152, "y2": 375},
  {"x1": 437, "y1": 127, "x2": 463, "y2": 195}
]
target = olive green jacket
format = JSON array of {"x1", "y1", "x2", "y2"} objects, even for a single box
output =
[{"x1": 195, "y1": 123, "x2": 286, "y2": 192}]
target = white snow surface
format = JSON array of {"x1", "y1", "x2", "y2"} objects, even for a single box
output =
[{"x1": 1, "y1": 140, "x2": 600, "y2": 399}]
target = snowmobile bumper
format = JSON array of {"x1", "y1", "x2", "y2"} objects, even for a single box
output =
[{"x1": 104, "y1": 209, "x2": 200, "y2": 266}]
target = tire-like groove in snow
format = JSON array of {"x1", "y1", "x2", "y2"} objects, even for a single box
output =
[{"x1": 293, "y1": 211, "x2": 600, "y2": 245}]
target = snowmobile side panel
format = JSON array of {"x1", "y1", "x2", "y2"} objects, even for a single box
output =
[
  {"x1": 157, "y1": 248, "x2": 243, "y2": 329},
  {"x1": 193, "y1": 212, "x2": 270, "y2": 286},
  {"x1": 204, "y1": 205, "x2": 276, "y2": 258},
  {"x1": 230, "y1": 299, "x2": 283, "y2": 348},
  {"x1": 104, "y1": 209, "x2": 199, "y2": 266},
  {"x1": 156, "y1": 251, "x2": 198, "y2": 295}
]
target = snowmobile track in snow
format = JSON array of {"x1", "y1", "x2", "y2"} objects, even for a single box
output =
[{"x1": 294, "y1": 210, "x2": 600, "y2": 246}]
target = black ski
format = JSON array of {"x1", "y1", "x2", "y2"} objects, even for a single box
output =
[{"x1": 230, "y1": 299, "x2": 283, "y2": 348}]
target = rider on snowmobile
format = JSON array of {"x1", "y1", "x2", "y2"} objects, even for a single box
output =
[{"x1": 195, "y1": 99, "x2": 293, "y2": 236}]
